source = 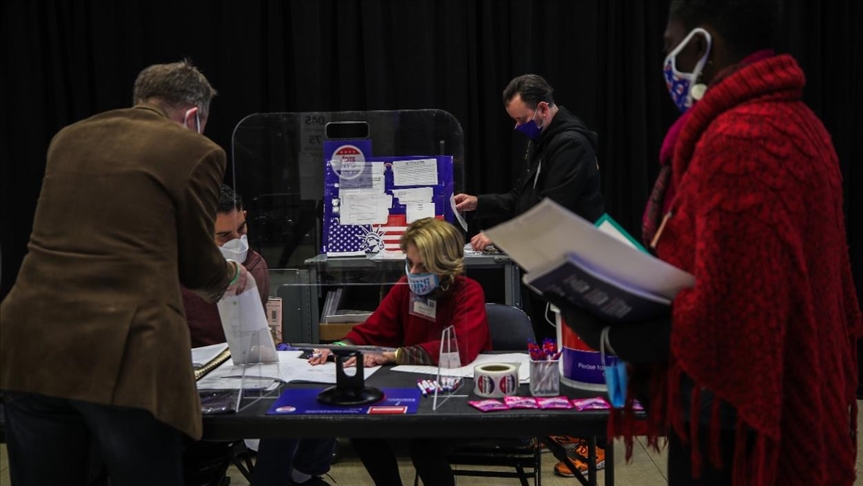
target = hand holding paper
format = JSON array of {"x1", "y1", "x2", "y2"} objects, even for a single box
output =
[
  {"x1": 453, "y1": 193, "x2": 477, "y2": 212},
  {"x1": 218, "y1": 271, "x2": 279, "y2": 365},
  {"x1": 485, "y1": 199, "x2": 695, "y2": 323},
  {"x1": 224, "y1": 261, "x2": 250, "y2": 297}
]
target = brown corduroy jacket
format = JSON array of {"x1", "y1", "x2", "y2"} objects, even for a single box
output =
[{"x1": 0, "y1": 103, "x2": 232, "y2": 439}]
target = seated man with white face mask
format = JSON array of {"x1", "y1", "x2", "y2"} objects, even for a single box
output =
[
  {"x1": 182, "y1": 184, "x2": 269, "y2": 347},
  {"x1": 184, "y1": 184, "x2": 337, "y2": 486}
]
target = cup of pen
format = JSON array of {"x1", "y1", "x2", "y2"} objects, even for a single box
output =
[
  {"x1": 529, "y1": 358, "x2": 560, "y2": 397},
  {"x1": 528, "y1": 338, "x2": 561, "y2": 397}
]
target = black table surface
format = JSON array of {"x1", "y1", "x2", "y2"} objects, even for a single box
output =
[{"x1": 201, "y1": 365, "x2": 613, "y2": 441}]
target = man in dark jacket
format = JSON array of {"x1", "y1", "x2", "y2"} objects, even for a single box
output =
[
  {"x1": 454, "y1": 74, "x2": 604, "y2": 251},
  {"x1": 455, "y1": 74, "x2": 605, "y2": 337},
  {"x1": 454, "y1": 75, "x2": 607, "y2": 477}
]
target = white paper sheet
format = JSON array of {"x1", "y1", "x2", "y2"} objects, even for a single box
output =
[
  {"x1": 391, "y1": 353, "x2": 531, "y2": 383},
  {"x1": 196, "y1": 350, "x2": 382, "y2": 390},
  {"x1": 596, "y1": 218, "x2": 639, "y2": 249},
  {"x1": 393, "y1": 187, "x2": 433, "y2": 204},
  {"x1": 217, "y1": 274, "x2": 279, "y2": 365},
  {"x1": 341, "y1": 193, "x2": 389, "y2": 225},
  {"x1": 450, "y1": 194, "x2": 468, "y2": 232},
  {"x1": 406, "y1": 202, "x2": 435, "y2": 223},
  {"x1": 338, "y1": 163, "x2": 385, "y2": 193},
  {"x1": 392, "y1": 158, "x2": 438, "y2": 186},
  {"x1": 463, "y1": 243, "x2": 484, "y2": 257}
]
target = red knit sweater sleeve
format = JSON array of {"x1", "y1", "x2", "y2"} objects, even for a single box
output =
[
  {"x1": 344, "y1": 277, "x2": 491, "y2": 365},
  {"x1": 343, "y1": 280, "x2": 406, "y2": 347}
]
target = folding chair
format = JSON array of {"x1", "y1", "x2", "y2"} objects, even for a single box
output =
[{"x1": 445, "y1": 303, "x2": 541, "y2": 486}]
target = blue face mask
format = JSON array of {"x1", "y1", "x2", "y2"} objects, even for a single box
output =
[
  {"x1": 514, "y1": 109, "x2": 543, "y2": 141},
  {"x1": 600, "y1": 327, "x2": 627, "y2": 408},
  {"x1": 405, "y1": 262, "x2": 440, "y2": 296}
]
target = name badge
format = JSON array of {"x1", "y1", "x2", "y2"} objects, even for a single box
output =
[{"x1": 410, "y1": 295, "x2": 437, "y2": 321}]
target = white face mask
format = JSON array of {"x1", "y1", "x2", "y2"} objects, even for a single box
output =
[{"x1": 220, "y1": 234, "x2": 249, "y2": 263}]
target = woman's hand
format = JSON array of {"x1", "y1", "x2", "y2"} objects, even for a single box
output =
[
  {"x1": 307, "y1": 348, "x2": 332, "y2": 365},
  {"x1": 363, "y1": 352, "x2": 395, "y2": 367},
  {"x1": 307, "y1": 350, "x2": 395, "y2": 367}
]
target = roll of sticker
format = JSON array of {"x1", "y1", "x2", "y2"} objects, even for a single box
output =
[{"x1": 473, "y1": 363, "x2": 519, "y2": 398}]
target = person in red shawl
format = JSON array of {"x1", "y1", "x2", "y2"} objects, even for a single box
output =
[
  {"x1": 553, "y1": 1, "x2": 863, "y2": 484},
  {"x1": 310, "y1": 217, "x2": 492, "y2": 485}
]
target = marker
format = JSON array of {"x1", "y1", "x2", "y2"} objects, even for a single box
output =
[
  {"x1": 421, "y1": 380, "x2": 436, "y2": 394},
  {"x1": 416, "y1": 380, "x2": 428, "y2": 397}
]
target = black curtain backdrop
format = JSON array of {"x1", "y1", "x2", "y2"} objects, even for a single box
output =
[{"x1": 1, "y1": 0, "x2": 861, "y2": 304}]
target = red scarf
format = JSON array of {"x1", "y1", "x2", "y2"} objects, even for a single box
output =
[
  {"x1": 642, "y1": 50, "x2": 776, "y2": 247},
  {"x1": 619, "y1": 54, "x2": 863, "y2": 485}
]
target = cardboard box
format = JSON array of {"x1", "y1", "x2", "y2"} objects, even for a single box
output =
[{"x1": 319, "y1": 322, "x2": 363, "y2": 341}]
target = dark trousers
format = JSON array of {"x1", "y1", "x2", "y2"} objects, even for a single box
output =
[
  {"x1": 667, "y1": 423, "x2": 751, "y2": 486},
  {"x1": 351, "y1": 438, "x2": 454, "y2": 486},
  {"x1": 251, "y1": 437, "x2": 337, "y2": 485},
  {"x1": 3, "y1": 392, "x2": 184, "y2": 486}
]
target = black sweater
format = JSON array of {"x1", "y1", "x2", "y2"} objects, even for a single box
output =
[{"x1": 476, "y1": 106, "x2": 604, "y2": 222}]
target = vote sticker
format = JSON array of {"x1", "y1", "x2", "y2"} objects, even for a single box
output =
[
  {"x1": 330, "y1": 145, "x2": 365, "y2": 181},
  {"x1": 499, "y1": 374, "x2": 517, "y2": 395},
  {"x1": 476, "y1": 374, "x2": 496, "y2": 395}
]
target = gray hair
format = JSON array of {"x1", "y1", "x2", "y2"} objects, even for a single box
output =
[{"x1": 132, "y1": 59, "x2": 217, "y2": 117}]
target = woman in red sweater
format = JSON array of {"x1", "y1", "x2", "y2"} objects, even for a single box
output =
[
  {"x1": 555, "y1": 1, "x2": 863, "y2": 485},
  {"x1": 311, "y1": 217, "x2": 492, "y2": 485}
]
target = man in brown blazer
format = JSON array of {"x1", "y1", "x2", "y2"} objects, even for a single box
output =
[{"x1": 0, "y1": 60, "x2": 249, "y2": 486}]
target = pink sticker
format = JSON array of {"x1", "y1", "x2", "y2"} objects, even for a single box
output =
[
  {"x1": 504, "y1": 395, "x2": 540, "y2": 409},
  {"x1": 571, "y1": 397, "x2": 611, "y2": 411},
  {"x1": 536, "y1": 396, "x2": 574, "y2": 409},
  {"x1": 469, "y1": 399, "x2": 510, "y2": 412}
]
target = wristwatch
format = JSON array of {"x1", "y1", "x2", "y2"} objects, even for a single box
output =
[{"x1": 393, "y1": 347, "x2": 404, "y2": 364}]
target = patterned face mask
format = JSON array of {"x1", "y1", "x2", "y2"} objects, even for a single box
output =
[
  {"x1": 663, "y1": 27, "x2": 712, "y2": 113},
  {"x1": 405, "y1": 262, "x2": 440, "y2": 296}
]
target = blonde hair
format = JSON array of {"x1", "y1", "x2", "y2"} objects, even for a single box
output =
[{"x1": 400, "y1": 218, "x2": 465, "y2": 290}]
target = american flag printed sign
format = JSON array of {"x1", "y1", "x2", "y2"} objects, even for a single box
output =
[
  {"x1": 379, "y1": 214, "x2": 408, "y2": 251},
  {"x1": 324, "y1": 214, "x2": 409, "y2": 256}
]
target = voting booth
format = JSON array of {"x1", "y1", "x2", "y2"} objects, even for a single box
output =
[
  {"x1": 230, "y1": 111, "x2": 470, "y2": 343},
  {"x1": 231, "y1": 110, "x2": 465, "y2": 265}
]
